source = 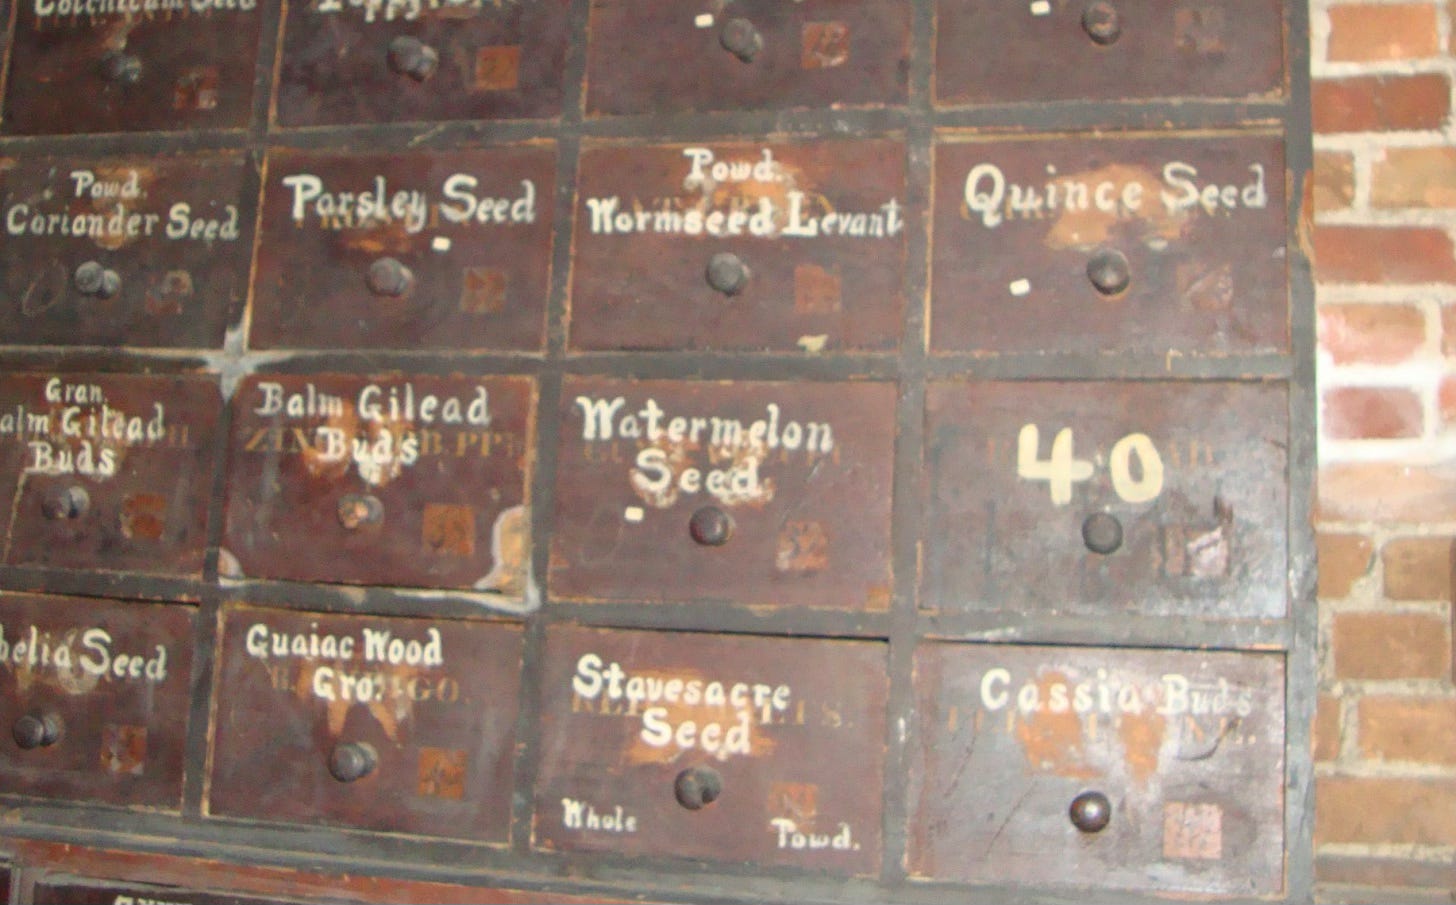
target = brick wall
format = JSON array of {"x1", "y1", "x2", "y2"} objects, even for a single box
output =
[{"x1": 1310, "y1": 0, "x2": 1456, "y2": 895}]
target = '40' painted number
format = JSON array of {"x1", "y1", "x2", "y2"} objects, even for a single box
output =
[{"x1": 1016, "y1": 424, "x2": 1165, "y2": 506}]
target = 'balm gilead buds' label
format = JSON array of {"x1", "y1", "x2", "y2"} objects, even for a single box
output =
[
  {"x1": 0, "y1": 594, "x2": 194, "y2": 810},
  {"x1": 570, "y1": 140, "x2": 909, "y2": 353},
  {"x1": 0, "y1": 156, "x2": 252, "y2": 349},
  {"x1": 0, "y1": 373, "x2": 220, "y2": 580},
  {"x1": 251, "y1": 148, "x2": 555, "y2": 352},
  {"x1": 549, "y1": 378, "x2": 895, "y2": 611},
  {"x1": 221, "y1": 373, "x2": 535, "y2": 599},
  {"x1": 534, "y1": 627, "x2": 887, "y2": 873},
  {"x1": 207, "y1": 606, "x2": 522, "y2": 841}
]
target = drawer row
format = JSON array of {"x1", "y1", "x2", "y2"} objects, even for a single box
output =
[
  {"x1": 0, "y1": 134, "x2": 1290, "y2": 355},
  {"x1": 0, "y1": 592, "x2": 1286, "y2": 897},
  {"x1": 0, "y1": 0, "x2": 1288, "y2": 135},
  {"x1": 0, "y1": 371, "x2": 1290, "y2": 623}
]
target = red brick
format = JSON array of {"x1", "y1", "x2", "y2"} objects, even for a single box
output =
[
  {"x1": 1323, "y1": 387, "x2": 1424, "y2": 440},
  {"x1": 1372, "y1": 147, "x2": 1456, "y2": 208},
  {"x1": 1383, "y1": 536, "x2": 1455, "y2": 599},
  {"x1": 1316, "y1": 853, "x2": 1456, "y2": 888},
  {"x1": 1319, "y1": 304, "x2": 1427, "y2": 364},
  {"x1": 1359, "y1": 696, "x2": 1456, "y2": 763},
  {"x1": 1331, "y1": 611, "x2": 1449, "y2": 680},
  {"x1": 1441, "y1": 373, "x2": 1456, "y2": 424},
  {"x1": 1316, "y1": 694, "x2": 1343, "y2": 761},
  {"x1": 1314, "y1": 151, "x2": 1356, "y2": 213},
  {"x1": 1318, "y1": 532, "x2": 1375, "y2": 598},
  {"x1": 1444, "y1": 305, "x2": 1456, "y2": 356},
  {"x1": 1319, "y1": 462, "x2": 1456, "y2": 523},
  {"x1": 1313, "y1": 73, "x2": 1451, "y2": 132},
  {"x1": 1328, "y1": 4, "x2": 1441, "y2": 62},
  {"x1": 1314, "y1": 226, "x2": 1456, "y2": 284},
  {"x1": 1317, "y1": 777, "x2": 1456, "y2": 845}
]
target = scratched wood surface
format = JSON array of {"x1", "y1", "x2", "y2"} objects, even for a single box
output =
[
  {"x1": 206, "y1": 605, "x2": 523, "y2": 841},
  {"x1": 570, "y1": 139, "x2": 908, "y2": 353},
  {"x1": 250, "y1": 147, "x2": 555, "y2": 352},
  {"x1": 221, "y1": 373, "x2": 534, "y2": 594},
  {"x1": 549, "y1": 377, "x2": 897, "y2": 611},
  {"x1": 936, "y1": 0, "x2": 1285, "y2": 106},
  {"x1": 922, "y1": 380, "x2": 1288, "y2": 621},
  {"x1": 932, "y1": 133, "x2": 1289, "y2": 356},
  {"x1": 908, "y1": 642, "x2": 1285, "y2": 895},
  {"x1": 0, "y1": 154, "x2": 252, "y2": 349},
  {"x1": 533, "y1": 625, "x2": 888, "y2": 874},
  {"x1": 0, "y1": 593, "x2": 194, "y2": 809},
  {"x1": 0, "y1": 373, "x2": 220, "y2": 579}
]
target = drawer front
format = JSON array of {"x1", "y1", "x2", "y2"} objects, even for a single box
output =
[
  {"x1": 533, "y1": 626, "x2": 887, "y2": 875},
  {"x1": 571, "y1": 140, "x2": 907, "y2": 353},
  {"x1": 251, "y1": 148, "x2": 554, "y2": 352},
  {"x1": 33, "y1": 878, "x2": 291, "y2": 905},
  {"x1": 550, "y1": 378, "x2": 895, "y2": 610},
  {"x1": 932, "y1": 134, "x2": 1287, "y2": 356},
  {"x1": 221, "y1": 373, "x2": 533, "y2": 596},
  {"x1": 936, "y1": 0, "x2": 1284, "y2": 107},
  {"x1": 0, "y1": 373, "x2": 220, "y2": 579},
  {"x1": 922, "y1": 381, "x2": 1287, "y2": 622},
  {"x1": 908, "y1": 643, "x2": 1284, "y2": 895},
  {"x1": 585, "y1": 0, "x2": 910, "y2": 116},
  {"x1": 0, "y1": 593, "x2": 194, "y2": 809},
  {"x1": 0, "y1": 155, "x2": 252, "y2": 349},
  {"x1": 206, "y1": 606, "x2": 523, "y2": 841},
  {"x1": 3, "y1": 0, "x2": 264, "y2": 135},
  {"x1": 274, "y1": 0, "x2": 570, "y2": 127}
]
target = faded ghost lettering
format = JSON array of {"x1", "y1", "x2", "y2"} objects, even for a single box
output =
[{"x1": 963, "y1": 161, "x2": 1267, "y2": 229}]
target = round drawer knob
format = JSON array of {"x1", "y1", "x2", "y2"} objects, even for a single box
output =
[
  {"x1": 689, "y1": 506, "x2": 733, "y2": 547},
  {"x1": 100, "y1": 51, "x2": 143, "y2": 85},
  {"x1": 328, "y1": 741, "x2": 378, "y2": 783},
  {"x1": 74, "y1": 261, "x2": 122, "y2": 299},
  {"x1": 367, "y1": 257, "x2": 414, "y2": 297},
  {"x1": 337, "y1": 494, "x2": 384, "y2": 530},
  {"x1": 1069, "y1": 790, "x2": 1112, "y2": 833},
  {"x1": 14, "y1": 712, "x2": 63, "y2": 750},
  {"x1": 674, "y1": 766, "x2": 723, "y2": 811},
  {"x1": 705, "y1": 252, "x2": 749, "y2": 296},
  {"x1": 1082, "y1": 512, "x2": 1123, "y2": 555},
  {"x1": 720, "y1": 18, "x2": 764, "y2": 63},
  {"x1": 1086, "y1": 249, "x2": 1130, "y2": 296},
  {"x1": 42, "y1": 485, "x2": 90, "y2": 521},
  {"x1": 1081, "y1": 1, "x2": 1122, "y2": 45},
  {"x1": 387, "y1": 36, "x2": 440, "y2": 81}
]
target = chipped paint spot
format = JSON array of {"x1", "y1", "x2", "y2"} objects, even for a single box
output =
[
  {"x1": 431, "y1": 235, "x2": 452, "y2": 252},
  {"x1": 1030, "y1": 0, "x2": 1051, "y2": 13},
  {"x1": 695, "y1": 12, "x2": 714, "y2": 26},
  {"x1": 1008, "y1": 278, "x2": 1031, "y2": 296},
  {"x1": 797, "y1": 334, "x2": 829, "y2": 353},
  {"x1": 474, "y1": 505, "x2": 529, "y2": 598},
  {"x1": 624, "y1": 505, "x2": 644, "y2": 523}
]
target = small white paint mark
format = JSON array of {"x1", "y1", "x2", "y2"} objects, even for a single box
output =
[
  {"x1": 897, "y1": 717, "x2": 907, "y2": 744},
  {"x1": 797, "y1": 334, "x2": 829, "y2": 353},
  {"x1": 431, "y1": 236, "x2": 452, "y2": 252},
  {"x1": 695, "y1": 12, "x2": 714, "y2": 27},
  {"x1": 1009, "y1": 278, "x2": 1031, "y2": 296},
  {"x1": 624, "y1": 506, "x2": 645, "y2": 523},
  {"x1": 1030, "y1": 0, "x2": 1051, "y2": 14}
]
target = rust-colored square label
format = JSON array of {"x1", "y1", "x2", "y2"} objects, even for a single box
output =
[
  {"x1": 221, "y1": 373, "x2": 534, "y2": 598},
  {"x1": 922, "y1": 381, "x2": 1288, "y2": 622},
  {"x1": 908, "y1": 643, "x2": 1284, "y2": 894},
  {"x1": 931, "y1": 134, "x2": 1288, "y2": 356},
  {"x1": 570, "y1": 140, "x2": 907, "y2": 352},
  {"x1": 0, "y1": 155, "x2": 252, "y2": 349},
  {"x1": 274, "y1": 0, "x2": 567, "y2": 127},
  {"x1": 0, "y1": 373, "x2": 221, "y2": 580},
  {"x1": 585, "y1": 0, "x2": 909, "y2": 115},
  {"x1": 250, "y1": 147, "x2": 554, "y2": 351},
  {"x1": 533, "y1": 627, "x2": 887, "y2": 874},
  {"x1": 3, "y1": 1, "x2": 264, "y2": 135},
  {"x1": 549, "y1": 378, "x2": 895, "y2": 610},
  {"x1": 935, "y1": 0, "x2": 1282, "y2": 107},
  {"x1": 0, "y1": 593, "x2": 193, "y2": 809},
  {"x1": 207, "y1": 606, "x2": 523, "y2": 841}
]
